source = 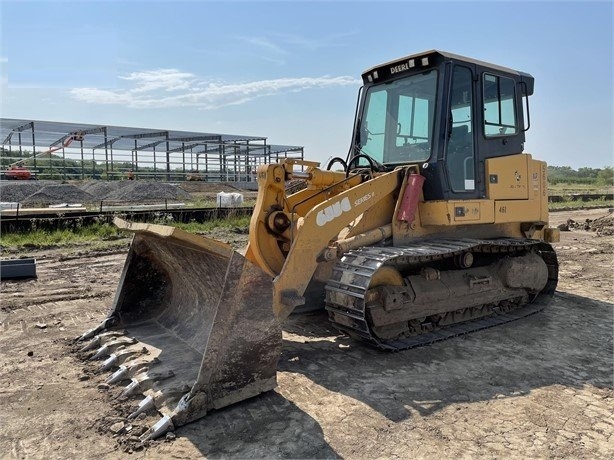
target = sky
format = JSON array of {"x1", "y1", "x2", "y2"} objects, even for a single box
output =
[{"x1": 0, "y1": 0, "x2": 612, "y2": 169}]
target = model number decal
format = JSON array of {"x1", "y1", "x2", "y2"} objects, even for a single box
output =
[{"x1": 354, "y1": 192, "x2": 375, "y2": 207}]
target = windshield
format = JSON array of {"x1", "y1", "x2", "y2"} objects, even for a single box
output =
[{"x1": 357, "y1": 69, "x2": 438, "y2": 165}]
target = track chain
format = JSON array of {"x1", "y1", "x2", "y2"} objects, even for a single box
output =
[{"x1": 325, "y1": 238, "x2": 558, "y2": 351}]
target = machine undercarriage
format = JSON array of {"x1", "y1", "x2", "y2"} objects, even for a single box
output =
[{"x1": 326, "y1": 238, "x2": 558, "y2": 349}]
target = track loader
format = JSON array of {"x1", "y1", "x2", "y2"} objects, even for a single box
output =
[{"x1": 77, "y1": 50, "x2": 559, "y2": 440}]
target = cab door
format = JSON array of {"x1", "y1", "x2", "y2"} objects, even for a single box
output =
[{"x1": 444, "y1": 64, "x2": 480, "y2": 198}]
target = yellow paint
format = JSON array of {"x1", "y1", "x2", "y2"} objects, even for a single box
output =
[
  {"x1": 486, "y1": 155, "x2": 529, "y2": 200},
  {"x1": 243, "y1": 154, "x2": 554, "y2": 320},
  {"x1": 419, "y1": 200, "x2": 495, "y2": 226},
  {"x1": 494, "y1": 199, "x2": 541, "y2": 223}
]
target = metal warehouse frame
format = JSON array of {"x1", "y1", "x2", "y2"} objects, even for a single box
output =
[{"x1": 0, "y1": 118, "x2": 304, "y2": 183}]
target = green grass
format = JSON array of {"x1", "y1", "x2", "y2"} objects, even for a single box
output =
[
  {"x1": 171, "y1": 216, "x2": 251, "y2": 233},
  {"x1": 549, "y1": 198, "x2": 613, "y2": 211},
  {"x1": 0, "y1": 215, "x2": 252, "y2": 250},
  {"x1": 4, "y1": 201, "x2": 611, "y2": 251},
  {"x1": 548, "y1": 182, "x2": 612, "y2": 195},
  {"x1": 0, "y1": 223, "x2": 129, "y2": 249}
]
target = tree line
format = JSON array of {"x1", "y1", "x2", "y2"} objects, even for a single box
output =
[{"x1": 548, "y1": 165, "x2": 613, "y2": 186}]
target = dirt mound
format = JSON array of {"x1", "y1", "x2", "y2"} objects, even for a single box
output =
[
  {"x1": 21, "y1": 184, "x2": 95, "y2": 205},
  {"x1": 0, "y1": 182, "x2": 48, "y2": 202},
  {"x1": 557, "y1": 211, "x2": 614, "y2": 236},
  {"x1": 103, "y1": 181, "x2": 191, "y2": 202},
  {"x1": 79, "y1": 181, "x2": 128, "y2": 201},
  {"x1": 589, "y1": 212, "x2": 614, "y2": 236}
]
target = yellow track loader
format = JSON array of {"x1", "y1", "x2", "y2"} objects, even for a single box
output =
[{"x1": 77, "y1": 50, "x2": 559, "y2": 440}]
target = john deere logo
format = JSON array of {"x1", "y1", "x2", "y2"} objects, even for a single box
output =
[{"x1": 316, "y1": 197, "x2": 351, "y2": 226}]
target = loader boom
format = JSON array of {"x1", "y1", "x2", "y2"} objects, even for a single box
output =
[{"x1": 246, "y1": 162, "x2": 404, "y2": 319}]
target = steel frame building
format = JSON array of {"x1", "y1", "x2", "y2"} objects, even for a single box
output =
[{"x1": 0, "y1": 118, "x2": 304, "y2": 182}]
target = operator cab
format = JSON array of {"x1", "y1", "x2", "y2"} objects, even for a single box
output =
[{"x1": 351, "y1": 50, "x2": 534, "y2": 201}]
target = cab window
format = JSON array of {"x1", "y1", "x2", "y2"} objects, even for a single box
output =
[
  {"x1": 358, "y1": 69, "x2": 438, "y2": 165},
  {"x1": 483, "y1": 74, "x2": 518, "y2": 137}
]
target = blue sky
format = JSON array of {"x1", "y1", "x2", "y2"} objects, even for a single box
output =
[{"x1": 1, "y1": 0, "x2": 612, "y2": 169}]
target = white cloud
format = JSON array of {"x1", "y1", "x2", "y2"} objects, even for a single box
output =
[
  {"x1": 70, "y1": 69, "x2": 360, "y2": 109},
  {"x1": 273, "y1": 31, "x2": 358, "y2": 51},
  {"x1": 236, "y1": 36, "x2": 287, "y2": 55},
  {"x1": 119, "y1": 69, "x2": 196, "y2": 93}
]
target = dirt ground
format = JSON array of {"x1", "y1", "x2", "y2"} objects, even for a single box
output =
[{"x1": 1, "y1": 208, "x2": 612, "y2": 459}]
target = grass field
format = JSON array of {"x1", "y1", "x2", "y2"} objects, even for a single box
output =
[
  {"x1": 0, "y1": 216, "x2": 251, "y2": 250},
  {"x1": 549, "y1": 198, "x2": 613, "y2": 211},
  {"x1": 1, "y1": 184, "x2": 611, "y2": 250},
  {"x1": 548, "y1": 183, "x2": 612, "y2": 195}
]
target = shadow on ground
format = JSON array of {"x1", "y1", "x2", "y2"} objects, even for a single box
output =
[
  {"x1": 176, "y1": 391, "x2": 340, "y2": 458},
  {"x1": 278, "y1": 291, "x2": 613, "y2": 422}
]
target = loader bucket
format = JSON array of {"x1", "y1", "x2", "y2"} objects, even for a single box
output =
[{"x1": 77, "y1": 218, "x2": 281, "y2": 440}]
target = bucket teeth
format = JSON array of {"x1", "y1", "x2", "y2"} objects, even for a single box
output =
[
  {"x1": 106, "y1": 365, "x2": 128, "y2": 384},
  {"x1": 80, "y1": 337, "x2": 101, "y2": 352},
  {"x1": 120, "y1": 373, "x2": 150, "y2": 398},
  {"x1": 80, "y1": 331, "x2": 125, "y2": 352},
  {"x1": 119, "y1": 368, "x2": 174, "y2": 398},
  {"x1": 127, "y1": 395, "x2": 155, "y2": 419},
  {"x1": 89, "y1": 336, "x2": 138, "y2": 361},
  {"x1": 90, "y1": 344, "x2": 110, "y2": 360},
  {"x1": 105, "y1": 357, "x2": 158, "y2": 385},
  {"x1": 140, "y1": 415, "x2": 174, "y2": 442},
  {"x1": 76, "y1": 317, "x2": 117, "y2": 342},
  {"x1": 100, "y1": 354, "x2": 119, "y2": 372},
  {"x1": 105, "y1": 337, "x2": 138, "y2": 348},
  {"x1": 99, "y1": 347, "x2": 143, "y2": 372},
  {"x1": 120, "y1": 379, "x2": 142, "y2": 398}
]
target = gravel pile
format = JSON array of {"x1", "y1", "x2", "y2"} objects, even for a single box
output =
[
  {"x1": 0, "y1": 182, "x2": 47, "y2": 202},
  {"x1": 103, "y1": 181, "x2": 191, "y2": 202},
  {"x1": 21, "y1": 184, "x2": 95, "y2": 205},
  {"x1": 79, "y1": 181, "x2": 129, "y2": 201}
]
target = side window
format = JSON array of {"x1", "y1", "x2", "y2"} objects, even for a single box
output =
[
  {"x1": 483, "y1": 74, "x2": 518, "y2": 137},
  {"x1": 446, "y1": 66, "x2": 475, "y2": 192}
]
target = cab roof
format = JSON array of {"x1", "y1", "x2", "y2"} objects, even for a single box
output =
[{"x1": 362, "y1": 50, "x2": 534, "y2": 95}]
